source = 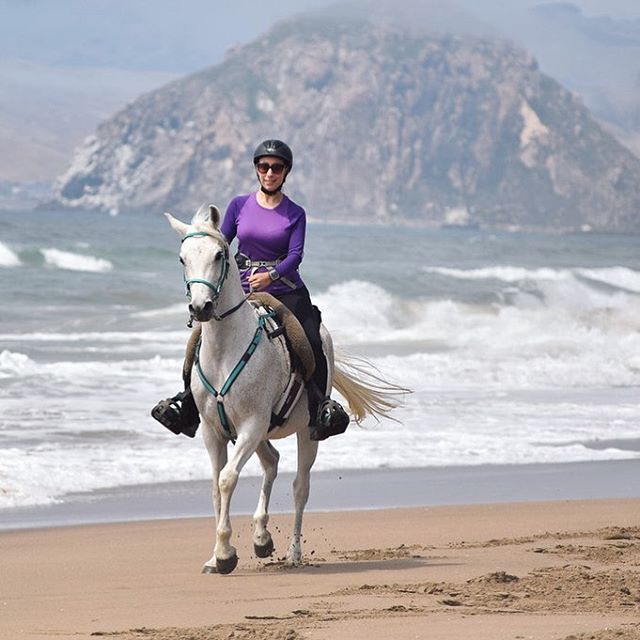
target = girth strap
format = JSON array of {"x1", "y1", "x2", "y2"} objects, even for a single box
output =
[{"x1": 194, "y1": 311, "x2": 275, "y2": 441}]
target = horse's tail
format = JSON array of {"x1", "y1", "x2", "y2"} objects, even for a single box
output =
[{"x1": 332, "y1": 350, "x2": 411, "y2": 424}]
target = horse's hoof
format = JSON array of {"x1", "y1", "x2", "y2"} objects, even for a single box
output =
[
  {"x1": 201, "y1": 564, "x2": 218, "y2": 574},
  {"x1": 216, "y1": 553, "x2": 239, "y2": 575},
  {"x1": 254, "y1": 538, "x2": 274, "y2": 559}
]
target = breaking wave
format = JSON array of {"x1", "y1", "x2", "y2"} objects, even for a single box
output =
[
  {"x1": 0, "y1": 241, "x2": 21, "y2": 267},
  {"x1": 41, "y1": 248, "x2": 113, "y2": 272},
  {"x1": 425, "y1": 265, "x2": 640, "y2": 293}
]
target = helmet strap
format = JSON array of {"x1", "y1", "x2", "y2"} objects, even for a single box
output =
[{"x1": 260, "y1": 184, "x2": 283, "y2": 195}]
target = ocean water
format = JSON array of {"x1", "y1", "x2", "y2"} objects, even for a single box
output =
[{"x1": 1, "y1": 208, "x2": 639, "y2": 511}]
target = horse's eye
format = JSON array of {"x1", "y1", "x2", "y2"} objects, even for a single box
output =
[
  {"x1": 179, "y1": 256, "x2": 185, "y2": 265},
  {"x1": 214, "y1": 253, "x2": 222, "y2": 262}
]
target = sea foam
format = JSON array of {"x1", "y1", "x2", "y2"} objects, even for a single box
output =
[
  {"x1": 425, "y1": 265, "x2": 640, "y2": 292},
  {"x1": 576, "y1": 267, "x2": 640, "y2": 293},
  {"x1": 424, "y1": 265, "x2": 572, "y2": 282},
  {"x1": 0, "y1": 350, "x2": 37, "y2": 378},
  {"x1": 314, "y1": 278, "x2": 640, "y2": 389},
  {"x1": 41, "y1": 248, "x2": 113, "y2": 272},
  {"x1": 0, "y1": 241, "x2": 21, "y2": 267}
]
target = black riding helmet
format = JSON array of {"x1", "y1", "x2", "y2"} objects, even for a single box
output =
[
  {"x1": 253, "y1": 139, "x2": 293, "y2": 195},
  {"x1": 253, "y1": 139, "x2": 293, "y2": 169}
]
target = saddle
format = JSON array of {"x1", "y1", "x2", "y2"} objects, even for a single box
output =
[{"x1": 249, "y1": 292, "x2": 315, "y2": 382}]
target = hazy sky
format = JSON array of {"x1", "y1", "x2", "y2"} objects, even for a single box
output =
[
  {"x1": 0, "y1": 0, "x2": 638, "y2": 73},
  {"x1": 578, "y1": 0, "x2": 640, "y2": 17},
  {"x1": 0, "y1": 0, "x2": 336, "y2": 71}
]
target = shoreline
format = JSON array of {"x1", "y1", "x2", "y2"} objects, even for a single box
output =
[{"x1": 2, "y1": 458, "x2": 638, "y2": 532}]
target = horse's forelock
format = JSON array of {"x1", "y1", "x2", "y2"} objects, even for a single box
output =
[{"x1": 190, "y1": 221, "x2": 227, "y2": 248}]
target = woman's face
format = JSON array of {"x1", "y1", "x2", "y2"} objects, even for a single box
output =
[{"x1": 255, "y1": 155, "x2": 288, "y2": 192}]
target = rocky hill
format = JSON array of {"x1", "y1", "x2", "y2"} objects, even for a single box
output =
[{"x1": 50, "y1": 13, "x2": 640, "y2": 232}]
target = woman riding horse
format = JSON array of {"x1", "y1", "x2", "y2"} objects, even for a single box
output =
[{"x1": 152, "y1": 139, "x2": 349, "y2": 441}]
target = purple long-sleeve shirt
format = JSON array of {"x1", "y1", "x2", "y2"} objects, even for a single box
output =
[{"x1": 220, "y1": 193, "x2": 306, "y2": 296}]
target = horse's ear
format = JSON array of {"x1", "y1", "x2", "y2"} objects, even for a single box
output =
[
  {"x1": 191, "y1": 203, "x2": 220, "y2": 230},
  {"x1": 164, "y1": 212, "x2": 189, "y2": 237},
  {"x1": 208, "y1": 204, "x2": 221, "y2": 229}
]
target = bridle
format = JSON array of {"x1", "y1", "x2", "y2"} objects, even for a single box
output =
[{"x1": 181, "y1": 231, "x2": 248, "y2": 322}]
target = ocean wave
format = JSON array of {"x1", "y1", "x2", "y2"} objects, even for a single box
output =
[
  {"x1": 4, "y1": 323, "x2": 639, "y2": 395},
  {"x1": 0, "y1": 437, "x2": 211, "y2": 509},
  {"x1": 40, "y1": 248, "x2": 113, "y2": 272},
  {"x1": 0, "y1": 350, "x2": 37, "y2": 378},
  {"x1": 0, "y1": 329, "x2": 187, "y2": 343},
  {"x1": 425, "y1": 265, "x2": 640, "y2": 293},
  {"x1": 131, "y1": 303, "x2": 186, "y2": 318},
  {"x1": 424, "y1": 265, "x2": 572, "y2": 282},
  {"x1": 2, "y1": 328, "x2": 640, "y2": 511},
  {"x1": 0, "y1": 241, "x2": 21, "y2": 267},
  {"x1": 1, "y1": 382, "x2": 638, "y2": 510},
  {"x1": 6, "y1": 276, "x2": 629, "y2": 382},
  {"x1": 314, "y1": 279, "x2": 640, "y2": 390},
  {"x1": 575, "y1": 267, "x2": 640, "y2": 293},
  {"x1": 317, "y1": 279, "x2": 640, "y2": 344},
  {"x1": 3, "y1": 279, "x2": 640, "y2": 391}
]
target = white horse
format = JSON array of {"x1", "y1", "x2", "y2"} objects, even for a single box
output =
[{"x1": 165, "y1": 205, "x2": 405, "y2": 574}]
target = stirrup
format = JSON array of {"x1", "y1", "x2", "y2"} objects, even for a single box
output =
[
  {"x1": 151, "y1": 390, "x2": 200, "y2": 438},
  {"x1": 309, "y1": 398, "x2": 350, "y2": 441}
]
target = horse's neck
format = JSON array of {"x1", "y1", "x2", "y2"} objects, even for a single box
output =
[{"x1": 200, "y1": 292, "x2": 256, "y2": 352}]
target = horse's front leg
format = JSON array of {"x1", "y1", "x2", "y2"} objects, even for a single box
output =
[
  {"x1": 252, "y1": 440, "x2": 280, "y2": 559},
  {"x1": 287, "y1": 427, "x2": 318, "y2": 566},
  {"x1": 214, "y1": 429, "x2": 262, "y2": 574},
  {"x1": 201, "y1": 423, "x2": 228, "y2": 574}
]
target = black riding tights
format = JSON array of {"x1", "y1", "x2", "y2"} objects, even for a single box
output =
[{"x1": 275, "y1": 286, "x2": 328, "y2": 417}]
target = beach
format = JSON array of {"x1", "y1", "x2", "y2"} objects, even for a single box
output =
[{"x1": 2, "y1": 463, "x2": 639, "y2": 640}]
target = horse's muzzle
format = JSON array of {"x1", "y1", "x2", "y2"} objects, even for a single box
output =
[{"x1": 189, "y1": 300, "x2": 214, "y2": 322}]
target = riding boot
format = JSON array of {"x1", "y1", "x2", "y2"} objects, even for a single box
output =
[
  {"x1": 306, "y1": 381, "x2": 350, "y2": 442},
  {"x1": 150, "y1": 325, "x2": 201, "y2": 437},
  {"x1": 309, "y1": 397, "x2": 350, "y2": 441},
  {"x1": 151, "y1": 388, "x2": 200, "y2": 437}
]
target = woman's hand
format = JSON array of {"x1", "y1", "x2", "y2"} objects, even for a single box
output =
[{"x1": 248, "y1": 271, "x2": 271, "y2": 292}]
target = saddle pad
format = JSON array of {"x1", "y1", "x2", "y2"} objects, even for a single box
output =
[
  {"x1": 184, "y1": 324, "x2": 202, "y2": 384},
  {"x1": 249, "y1": 292, "x2": 316, "y2": 381}
]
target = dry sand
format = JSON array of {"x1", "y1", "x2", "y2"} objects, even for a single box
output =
[{"x1": 1, "y1": 499, "x2": 639, "y2": 640}]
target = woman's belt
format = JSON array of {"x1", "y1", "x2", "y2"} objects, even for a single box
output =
[{"x1": 234, "y1": 252, "x2": 297, "y2": 289}]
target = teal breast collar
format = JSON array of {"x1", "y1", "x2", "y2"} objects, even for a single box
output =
[{"x1": 194, "y1": 311, "x2": 276, "y2": 441}]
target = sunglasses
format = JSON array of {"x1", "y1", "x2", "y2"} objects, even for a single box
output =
[{"x1": 256, "y1": 162, "x2": 286, "y2": 175}]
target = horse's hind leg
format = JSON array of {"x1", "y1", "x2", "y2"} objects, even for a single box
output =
[
  {"x1": 286, "y1": 429, "x2": 318, "y2": 565},
  {"x1": 252, "y1": 440, "x2": 280, "y2": 559}
]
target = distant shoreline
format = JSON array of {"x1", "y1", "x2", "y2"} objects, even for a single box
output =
[{"x1": 4, "y1": 208, "x2": 639, "y2": 237}]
